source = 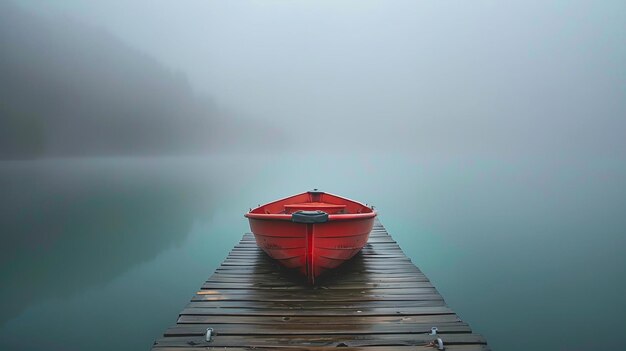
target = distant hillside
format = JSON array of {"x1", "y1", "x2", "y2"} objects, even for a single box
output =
[{"x1": 0, "y1": 1, "x2": 281, "y2": 159}]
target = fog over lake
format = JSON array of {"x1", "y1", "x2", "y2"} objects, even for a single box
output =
[{"x1": 1, "y1": 1, "x2": 625, "y2": 350}]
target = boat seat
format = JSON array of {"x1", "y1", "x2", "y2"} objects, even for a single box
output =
[{"x1": 284, "y1": 202, "x2": 346, "y2": 214}]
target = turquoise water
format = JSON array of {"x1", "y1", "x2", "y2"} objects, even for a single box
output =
[{"x1": 1, "y1": 154, "x2": 625, "y2": 350}]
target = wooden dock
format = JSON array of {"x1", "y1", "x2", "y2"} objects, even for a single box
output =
[{"x1": 152, "y1": 220, "x2": 489, "y2": 350}]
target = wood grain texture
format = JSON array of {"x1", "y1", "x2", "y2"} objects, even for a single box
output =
[{"x1": 152, "y1": 220, "x2": 489, "y2": 350}]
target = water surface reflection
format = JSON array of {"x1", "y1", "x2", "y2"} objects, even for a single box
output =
[{"x1": 1, "y1": 154, "x2": 625, "y2": 350}]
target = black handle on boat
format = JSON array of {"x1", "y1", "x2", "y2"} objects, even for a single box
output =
[{"x1": 291, "y1": 210, "x2": 329, "y2": 223}]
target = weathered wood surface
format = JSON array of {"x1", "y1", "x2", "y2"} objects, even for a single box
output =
[{"x1": 152, "y1": 220, "x2": 489, "y2": 350}]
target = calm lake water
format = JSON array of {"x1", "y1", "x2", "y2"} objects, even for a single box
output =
[{"x1": 1, "y1": 153, "x2": 625, "y2": 350}]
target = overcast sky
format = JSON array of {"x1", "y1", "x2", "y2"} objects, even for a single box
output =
[{"x1": 16, "y1": 0, "x2": 626, "y2": 156}]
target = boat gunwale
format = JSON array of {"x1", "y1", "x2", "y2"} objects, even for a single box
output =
[
  {"x1": 245, "y1": 191, "x2": 377, "y2": 221},
  {"x1": 245, "y1": 212, "x2": 376, "y2": 221}
]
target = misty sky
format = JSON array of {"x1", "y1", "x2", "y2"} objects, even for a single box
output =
[{"x1": 16, "y1": 0, "x2": 626, "y2": 156}]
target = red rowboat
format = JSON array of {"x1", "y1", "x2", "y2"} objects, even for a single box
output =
[{"x1": 245, "y1": 190, "x2": 377, "y2": 284}]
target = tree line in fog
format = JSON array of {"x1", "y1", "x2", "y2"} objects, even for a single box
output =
[{"x1": 0, "y1": 1, "x2": 281, "y2": 159}]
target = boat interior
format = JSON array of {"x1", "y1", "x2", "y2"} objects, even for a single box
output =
[{"x1": 251, "y1": 191, "x2": 374, "y2": 215}]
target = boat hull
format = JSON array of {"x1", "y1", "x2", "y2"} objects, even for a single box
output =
[{"x1": 245, "y1": 191, "x2": 376, "y2": 284}]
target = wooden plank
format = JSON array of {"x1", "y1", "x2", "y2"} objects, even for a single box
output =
[
  {"x1": 164, "y1": 322, "x2": 471, "y2": 336},
  {"x1": 205, "y1": 277, "x2": 430, "y2": 285},
  {"x1": 178, "y1": 306, "x2": 453, "y2": 316},
  {"x1": 153, "y1": 346, "x2": 491, "y2": 351},
  {"x1": 185, "y1": 300, "x2": 446, "y2": 309},
  {"x1": 209, "y1": 271, "x2": 424, "y2": 277},
  {"x1": 214, "y1": 266, "x2": 421, "y2": 273},
  {"x1": 191, "y1": 292, "x2": 443, "y2": 302},
  {"x1": 153, "y1": 333, "x2": 487, "y2": 348},
  {"x1": 151, "y1": 220, "x2": 489, "y2": 350},
  {"x1": 196, "y1": 288, "x2": 439, "y2": 296},
  {"x1": 176, "y1": 314, "x2": 462, "y2": 325},
  {"x1": 200, "y1": 282, "x2": 435, "y2": 290},
  {"x1": 206, "y1": 276, "x2": 429, "y2": 283}
]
